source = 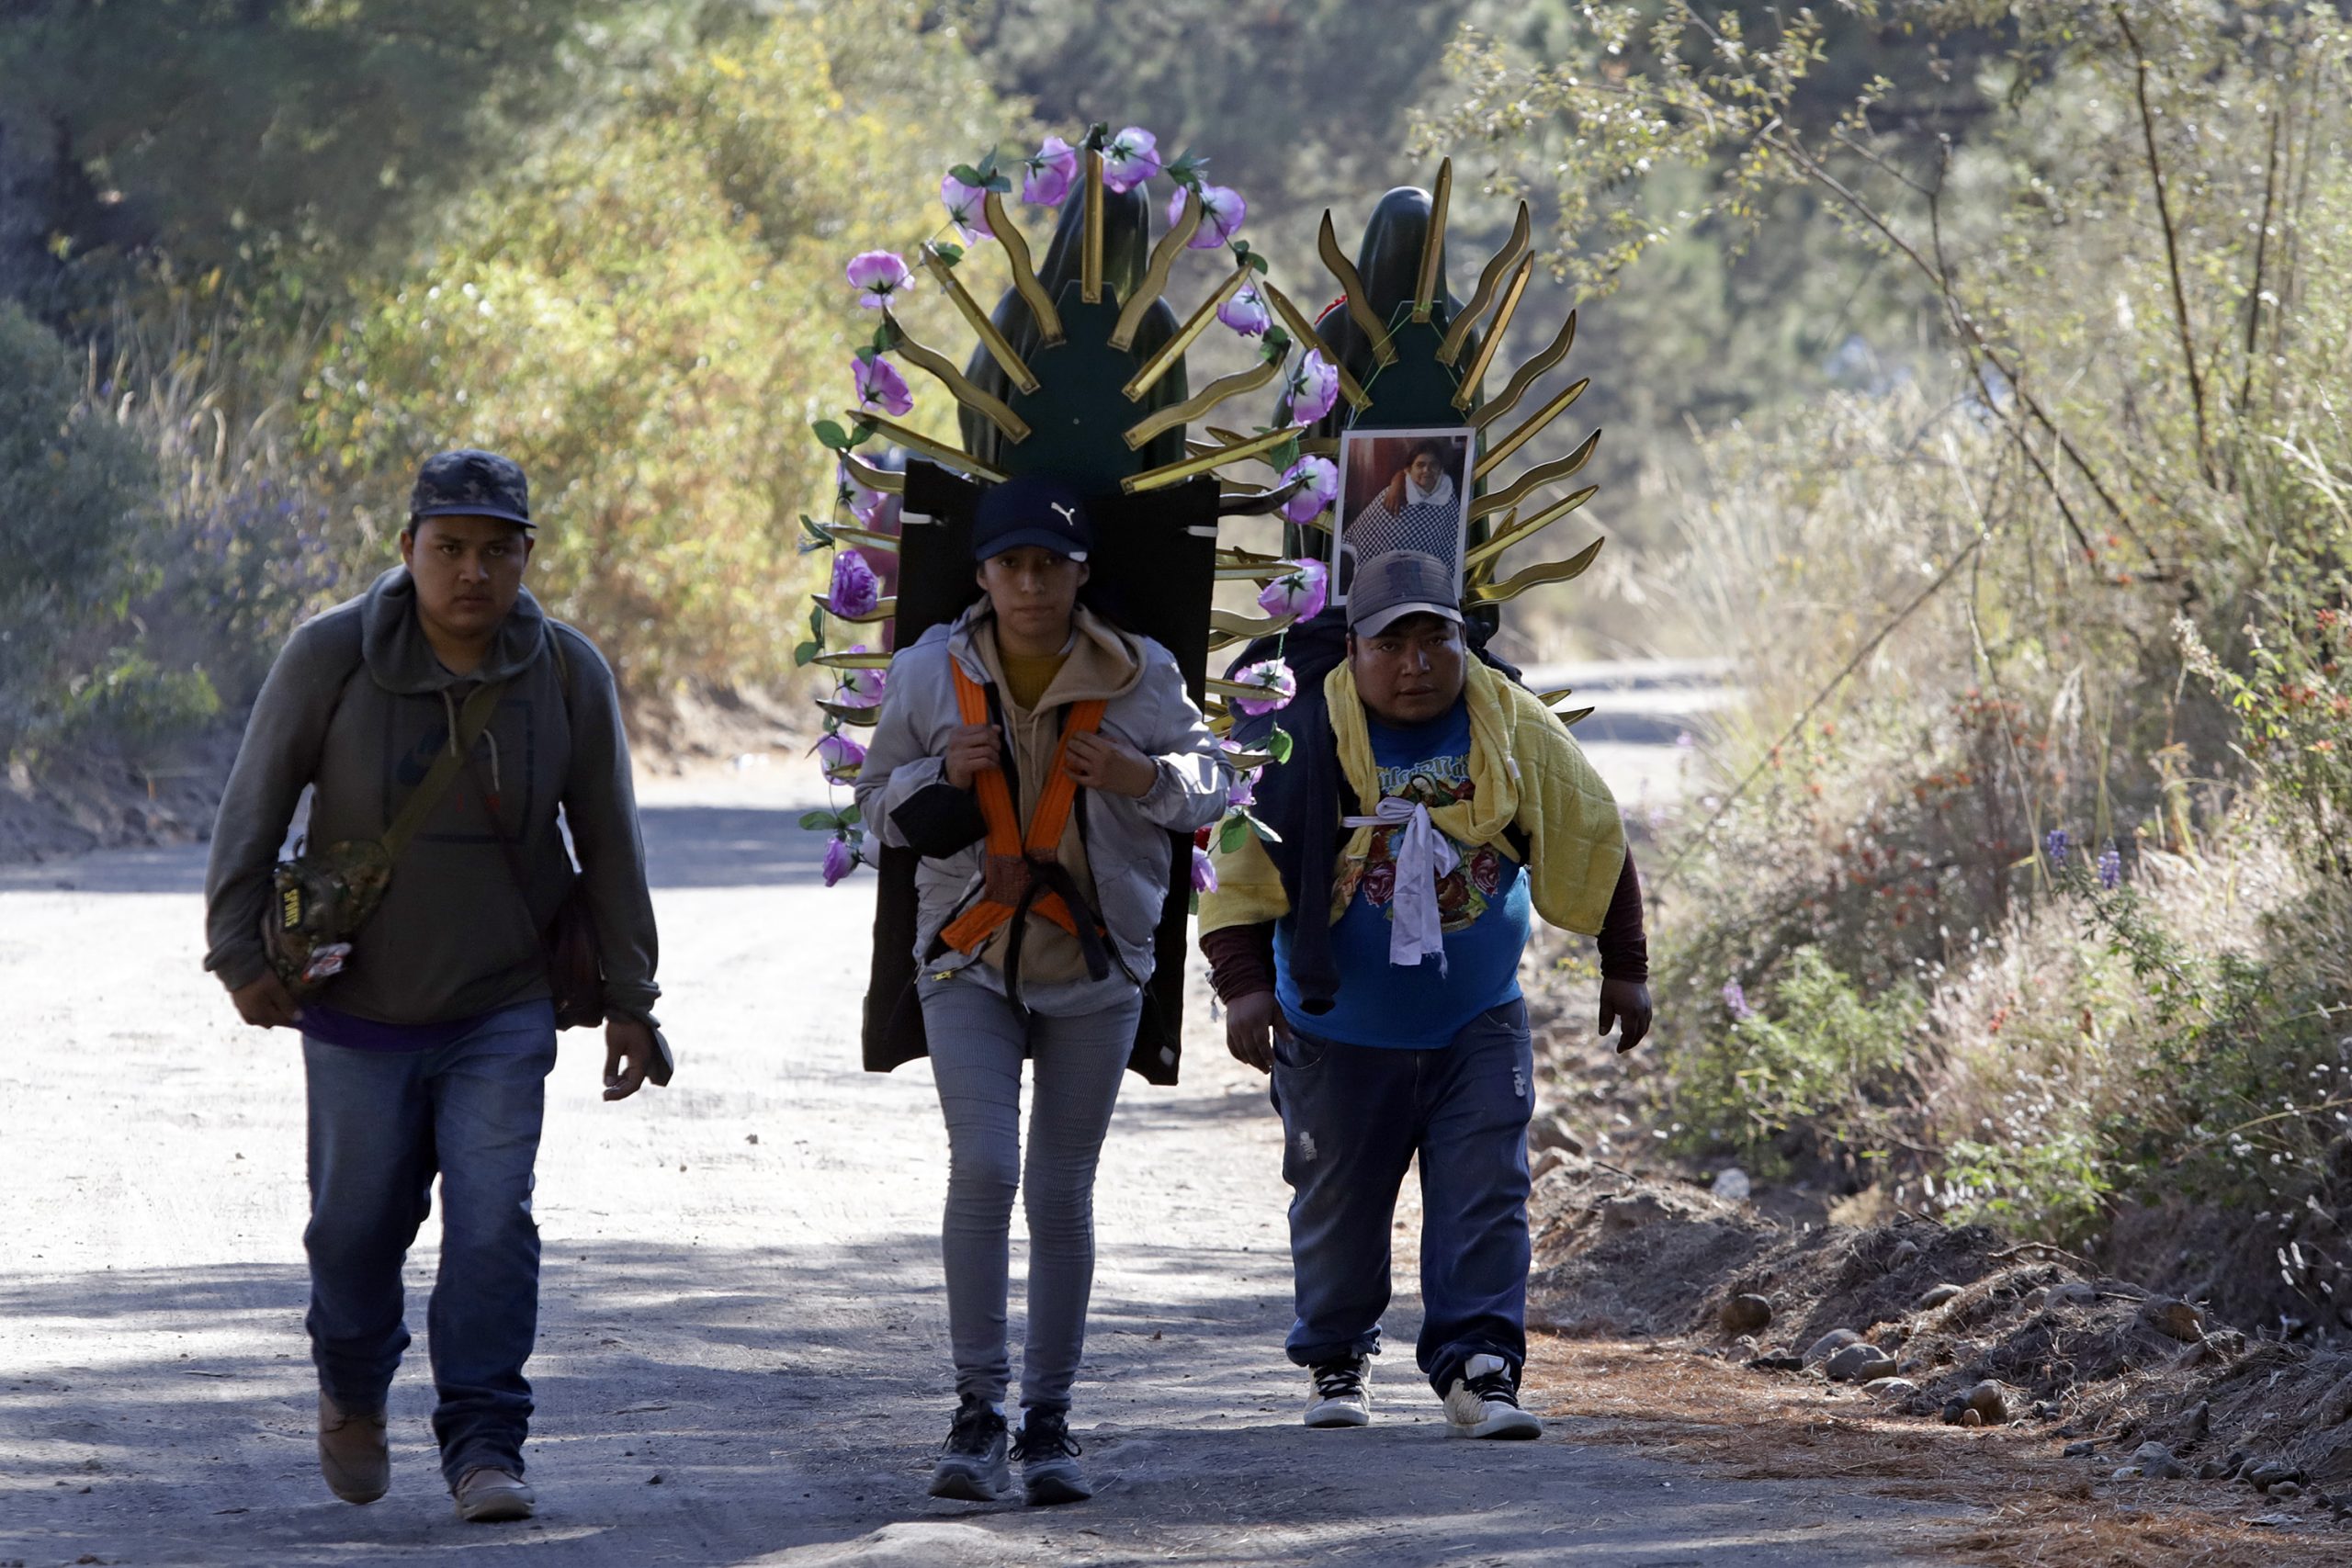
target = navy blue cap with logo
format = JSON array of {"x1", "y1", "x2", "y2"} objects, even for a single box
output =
[
  {"x1": 409, "y1": 448, "x2": 534, "y2": 530},
  {"x1": 971, "y1": 473, "x2": 1093, "y2": 562}
]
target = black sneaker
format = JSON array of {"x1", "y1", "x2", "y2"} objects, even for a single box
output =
[
  {"x1": 1011, "y1": 1406, "x2": 1090, "y2": 1505},
  {"x1": 928, "y1": 1395, "x2": 1009, "y2": 1500},
  {"x1": 1303, "y1": 1354, "x2": 1372, "y2": 1427},
  {"x1": 1442, "y1": 1352, "x2": 1541, "y2": 1438}
]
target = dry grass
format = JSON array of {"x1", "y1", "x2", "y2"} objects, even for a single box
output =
[{"x1": 1522, "y1": 1336, "x2": 2346, "y2": 1566}]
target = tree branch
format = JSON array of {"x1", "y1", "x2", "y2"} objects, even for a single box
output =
[{"x1": 2113, "y1": 5, "x2": 2214, "y2": 487}]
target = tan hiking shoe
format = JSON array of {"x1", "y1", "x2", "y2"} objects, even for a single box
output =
[
  {"x1": 317, "y1": 1392, "x2": 390, "y2": 1504},
  {"x1": 452, "y1": 1466, "x2": 537, "y2": 1523}
]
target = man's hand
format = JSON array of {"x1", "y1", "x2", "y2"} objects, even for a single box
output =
[
  {"x1": 1064, "y1": 730, "x2": 1158, "y2": 798},
  {"x1": 1225, "y1": 990, "x2": 1292, "y2": 1075},
  {"x1": 230, "y1": 970, "x2": 300, "y2": 1029},
  {"x1": 943, "y1": 723, "x2": 1001, "y2": 790},
  {"x1": 603, "y1": 1017, "x2": 660, "y2": 1101},
  {"x1": 1599, "y1": 977, "x2": 1653, "y2": 1054}
]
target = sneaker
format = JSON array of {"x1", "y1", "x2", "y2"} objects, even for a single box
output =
[
  {"x1": 1442, "y1": 1353, "x2": 1541, "y2": 1439},
  {"x1": 316, "y1": 1391, "x2": 389, "y2": 1505},
  {"x1": 928, "y1": 1395, "x2": 1010, "y2": 1501},
  {"x1": 1303, "y1": 1355, "x2": 1372, "y2": 1428},
  {"x1": 1011, "y1": 1406, "x2": 1090, "y2": 1506},
  {"x1": 450, "y1": 1466, "x2": 536, "y2": 1522}
]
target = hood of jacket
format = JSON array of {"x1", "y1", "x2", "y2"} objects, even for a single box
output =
[
  {"x1": 361, "y1": 566, "x2": 551, "y2": 694},
  {"x1": 945, "y1": 600, "x2": 1148, "y2": 709}
]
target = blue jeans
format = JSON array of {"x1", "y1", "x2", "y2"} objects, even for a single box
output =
[
  {"x1": 301, "y1": 999, "x2": 557, "y2": 1484},
  {"x1": 1270, "y1": 998, "x2": 1533, "y2": 1395}
]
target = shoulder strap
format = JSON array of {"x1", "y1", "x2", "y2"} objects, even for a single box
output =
[
  {"x1": 950, "y1": 660, "x2": 1024, "y2": 857},
  {"x1": 381, "y1": 680, "x2": 507, "y2": 863}
]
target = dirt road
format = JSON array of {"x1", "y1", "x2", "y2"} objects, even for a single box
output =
[{"x1": 1, "y1": 760, "x2": 1964, "y2": 1566}]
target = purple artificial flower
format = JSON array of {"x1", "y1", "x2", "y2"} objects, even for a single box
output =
[
  {"x1": 1168, "y1": 183, "x2": 1246, "y2": 248},
  {"x1": 816, "y1": 732, "x2": 866, "y2": 785},
  {"x1": 1022, "y1": 136, "x2": 1078, "y2": 206},
  {"x1": 2044, "y1": 827, "x2": 2070, "y2": 867},
  {"x1": 1219, "y1": 284, "x2": 1272, "y2": 338},
  {"x1": 1101, "y1": 127, "x2": 1161, "y2": 194},
  {"x1": 941, "y1": 172, "x2": 993, "y2": 243},
  {"x1": 854, "y1": 353, "x2": 914, "y2": 418},
  {"x1": 1191, "y1": 844, "x2": 1219, "y2": 895},
  {"x1": 836, "y1": 646, "x2": 888, "y2": 709},
  {"x1": 829, "y1": 548, "x2": 883, "y2": 619},
  {"x1": 822, "y1": 833, "x2": 856, "y2": 887},
  {"x1": 1283, "y1": 349, "x2": 1340, "y2": 425},
  {"x1": 2097, "y1": 840, "x2": 2122, "y2": 890},
  {"x1": 1723, "y1": 980, "x2": 1754, "y2": 1021},
  {"x1": 837, "y1": 462, "x2": 888, "y2": 526},
  {"x1": 846, "y1": 251, "x2": 914, "y2": 309},
  {"x1": 1230, "y1": 657, "x2": 1297, "y2": 716},
  {"x1": 1227, "y1": 767, "x2": 1259, "y2": 808},
  {"x1": 1277, "y1": 455, "x2": 1339, "y2": 525},
  {"x1": 1258, "y1": 558, "x2": 1329, "y2": 622}
]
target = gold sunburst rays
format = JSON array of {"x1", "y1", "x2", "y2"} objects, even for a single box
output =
[
  {"x1": 1111, "y1": 188, "x2": 1202, "y2": 352},
  {"x1": 840, "y1": 454, "x2": 904, "y2": 494},
  {"x1": 1475, "y1": 377, "x2": 1589, "y2": 481},
  {"x1": 1449, "y1": 254, "x2": 1534, "y2": 412},
  {"x1": 921, "y1": 246, "x2": 1039, "y2": 396},
  {"x1": 1122, "y1": 424, "x2": 1299, "y2": 494},
  {"x1": 1412, "y1": 157, "x2": 1453, "y2": 323},
  {"x1": 1468, "y1": 533, "x2": 1603, "y2": 604},
  {"x1": 882, "y1": 310, "x2": 1032, "y2": 444},
  {"x1": 1317, "y1": 211, "x2": 1397, "y2": 367},
  {"x1": 1466, "y1": 502, "x2": 1601, "y2": 578},
  {"x1": 981, "y1": 192, "x2": 1063, "y2": 346},
  {"x1": 1471, "y1": 310, "x2": 1578, "y2": 431},
  {"x1": 1438, "y1": 203, "x2": 1532, "y2": 367},
  {"x1": 1467, "y1": 431, "x2": 1601, "y2": 523},
  {"x1": 1082, "y1": 148, "x2": 1106, "y2": 303},
  {"x1": 1255, "y1": 280, "x2": 1372, "y2": 411},
  {"x1": 843, "y1": 410, "x2": 1009, "y2": 483},
  {"x1": 1123, "y1": 262, "x2": 1254, "y2": 402},
  {"x1": 1125, "y1": 362, "x2": 1282, "y2": 451}
]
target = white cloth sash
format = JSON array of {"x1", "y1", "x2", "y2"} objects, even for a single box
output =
[{"x1": 1342, "y1": 795, "x2": 1460, "y2": 974}]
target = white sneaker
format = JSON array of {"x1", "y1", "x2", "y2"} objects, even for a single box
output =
[
  {"x1": 1303, "y1": 1354, "x2": 1372, "y2": 1428},
  {"x1": 1442, "y1": 1353, "x2": 1541, "y2": 1439}
]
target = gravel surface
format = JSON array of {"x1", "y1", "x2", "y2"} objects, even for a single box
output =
[{"x1": 2, "y1": 767, "x2": 1962, "y2": 1566}]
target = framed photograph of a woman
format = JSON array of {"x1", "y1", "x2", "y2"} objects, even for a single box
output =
[{"x1": 1331, "y1": 426, "x2": 1474, "y2": 603}]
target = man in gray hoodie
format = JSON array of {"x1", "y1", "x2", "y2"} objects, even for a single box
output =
[{"x1": 203, "y1": 449, "x2": 663, "y2": 1523}]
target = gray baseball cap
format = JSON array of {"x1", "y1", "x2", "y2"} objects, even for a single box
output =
[{"x1": 1348, "y1": 550, "x2": 1464, "y2": 637}]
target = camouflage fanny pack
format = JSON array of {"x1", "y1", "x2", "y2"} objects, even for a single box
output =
[{"x1": 264, "y1": 679, "x2": 508, "y2": 997}]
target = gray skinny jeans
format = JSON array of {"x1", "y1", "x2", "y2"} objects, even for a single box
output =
[{"x1": 918, "y1": 975, "x2": 1141, "y2": 1412}]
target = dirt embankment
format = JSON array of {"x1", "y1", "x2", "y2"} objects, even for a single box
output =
[{"x1": 1517, "y1": 1145, "x2": 2352, "y2": 1561}]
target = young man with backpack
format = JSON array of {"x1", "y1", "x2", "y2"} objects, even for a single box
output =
[
  {"x1": 202, "y1": 449, "x2": 665, "y2": 1522},
  {"x1": 1198, "y1": 549, "x2": 1651, "y2": 1438}
]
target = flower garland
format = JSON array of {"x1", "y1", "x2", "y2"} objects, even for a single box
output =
[{"x1": 800, "y1": 124, "x2": 1339, "y2": 885}]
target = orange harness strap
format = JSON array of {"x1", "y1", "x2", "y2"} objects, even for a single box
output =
[{"x1": 938, "y1": 661, "x2": 1108, "y2": 956}]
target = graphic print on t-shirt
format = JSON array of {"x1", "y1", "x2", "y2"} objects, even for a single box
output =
[{"x1": 1330, "y1": 744, "x2": 1507, "y2": 931}]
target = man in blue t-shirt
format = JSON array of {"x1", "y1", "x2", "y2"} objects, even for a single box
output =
[{"x1": 1200, "y1": 550, "x2": 1651, "y2": 1438}]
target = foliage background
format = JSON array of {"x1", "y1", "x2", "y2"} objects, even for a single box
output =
[{"x1": 8, "y1": 0, "x2": 2352, "y2": 1319}]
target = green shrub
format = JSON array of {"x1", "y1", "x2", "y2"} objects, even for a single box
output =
[
  {"x1": 1668, "y1": 945, "x2": 1922, "y2": 1179},
  {"x1": 0, "y1": 302, "x2": 157, "y2": 754},
  {"x1": 46, "y1": 649, "x2": 221, "y2": 751}
]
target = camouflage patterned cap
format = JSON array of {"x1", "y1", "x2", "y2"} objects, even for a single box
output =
[{"x1": 408, "y1": 448, "x2": 533, "y2": 529}]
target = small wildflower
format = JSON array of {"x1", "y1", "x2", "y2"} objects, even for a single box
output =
[
  {"x1": 2097, "y1": 840, "x2": 2121, "y2": 890},
  {"x1": 1722, "y1": 980, "x2": 1754, "y2": 1021},
  {"x1": 2044, "y1": 828, "x2": 2069, "y2": 867}
]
